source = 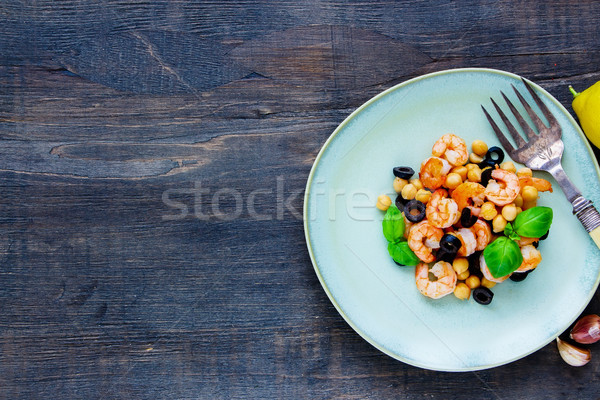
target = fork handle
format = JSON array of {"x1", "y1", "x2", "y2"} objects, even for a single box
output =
[
  {"x1": 572, "y1": 196, "x2": 600, "y2": 249},
  {"x1": 547, "y1": 164, "x2": 600, "y2": 248}
]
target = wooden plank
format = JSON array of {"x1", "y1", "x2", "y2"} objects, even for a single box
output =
[{"x1": 230, "y1": 25, "x2": 431, "y2": 89}]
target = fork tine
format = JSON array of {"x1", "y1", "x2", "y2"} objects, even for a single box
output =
[
  {"x1": 520, "y1": 78, "x2": 558, "y2": 126},
  {"x1": 512, "y1": 85, "x2": 547, "y2": 132},
  {"x1": 481, "y1": 105, "x2": 516, "y2": 154},
  {"x1": 490, "y1": 97, "x2": 526, "y2": 148},
  {"x1": 501, "y1": 90, "x2": 536, "y2": 140}
]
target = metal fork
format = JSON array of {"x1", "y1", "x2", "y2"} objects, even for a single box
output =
[{"x1": 482, "y1": 78, "x2": 600, "y2": 245}]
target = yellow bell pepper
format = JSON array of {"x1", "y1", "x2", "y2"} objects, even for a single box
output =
[{"x1": 570, "y1": 82, "x2": 600, "y2": 148}]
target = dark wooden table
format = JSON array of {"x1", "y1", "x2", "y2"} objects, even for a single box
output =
[{"x1": 2, "y1": 1, "x2": 600, "y2": 399}]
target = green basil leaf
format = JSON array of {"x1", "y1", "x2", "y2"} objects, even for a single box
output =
[
  {"x1": 504, "y1": 222, "x2": 521, "y2": 242},
  {"x1": 382, "y1": 205, "x2": 405, "y2": 243},
  {"x1": 387, "y1": 241, "x2": 420, "y2": 266},
  {"x1": 483, "y1": 236, "x2": 523, "y2": 278},
  {"x1": 513, "y1": 206, "x2": 553, "y2": 238}
]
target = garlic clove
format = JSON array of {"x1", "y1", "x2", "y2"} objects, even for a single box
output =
[
  {"x1": 570, "y1": 314, "x2": 600, "y2": 344},
  {"x1": 556, "y1": 338, "x2": 591, "y2": 367}
]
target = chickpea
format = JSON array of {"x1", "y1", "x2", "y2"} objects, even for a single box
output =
[
  {"x1": 467, "y1": 166, "x2": 482, "y2": 182},
  {"x1": 500, "y1": 161, "x2": 516, "y2": 173},
  {"x1": 469, "y1": 152, "x2": 484, "y2": 164},
  {"x1": 501, "y1": 204, "x2": 518, "y2": 222},
  {"x1": 492, "y1": 214, "x2": 508, "y2": 233},
  {"x1": 521, "y1": 185, "x2": 538, "y2": 202},
  {"x1": 457, "y1": 270, "x2": 470, "y2": 280},
  {"x1": 522, "y1": 199, "x2": 537, "y2": 210},
  {"x1": 452, "y1": 257, "x2": 469, "y2": 275},
  {"x1": 393, "y1": 177, "x2": 408, "y2": 193},
  {"x1": 516, "y1": 206, "x2": 522, "y2": 214},
  {"x1": 517, "y1": 167, "x2": 533, "y2": 178},
  {"x1": 376, "y1": 194, "x2": 392, "y2": 211},
  {"x1": 465, "y1": 275, "x2": 481, "y2": 289},
  {"x1": 514, "y1": 193, "x2": 524, "y2": 208},
  {"x1": 481, "y1": 277, "x2": 496, "y2": 289},
  {"x1": 471, "y1": 140, "x2": 488, "y2": 156},
  {"x1": 410, "y1": 178, "x2": 424, "y2": 191},
  {"x1": 480, "y1": 202, "x2": 498, "y2": 220},
  {"x1": 466, "y1": 163, "x2": 478, "y2": 171},
  {"x1": 401, "y1": 183, "x2": 417, "y2": 200},
  {"x1": 454, "y1": 283, "x2": 471, "y2": 300},
  {"x1": 415, "y1": 189, "x2": 432, "y2": 204},
  {"x1": 451, "y1": 166, "x2": 468, "y2": 181},
  {"x1": 444, "y1": 173, "x2": 463, "y2": 190}
]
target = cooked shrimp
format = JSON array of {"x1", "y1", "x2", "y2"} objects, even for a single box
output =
[
  {"x1": 517, "y1": 236, "x2": 538, "y2": 247},
  {"x1": 484, "y1": 168, "x2": 520, "y2": 206},
  {"x1": 408, "y1": 220, "x2": 444, "y2": 263},
  {"x1": 453, "y1": 228, "x2": 477, "y2": 257},
  {"x1": 403, "y1": 212, "x2": 413, "y2": 240},
  {"x1": 419, "y1": 156, "x2": 451, "y2": 190},
  {"x1": 431, "y1": 133, "x2": 468, "y2": 166},
  {"x1": 470, "y1": 219, "x2": 492, "y2": 251},
  {"x1": 479, "y1": 252, "x2": 510, "y2": 283},
  {"x1": 426, "y1": 189, "x2": 460, "y2": 228},
  {"x1": 516, "y1": 244, "x2": 542, "y2": 272},
  {"x1": 415, "y1": 261, "x2": 457, "y2": 299},
  {"x1": 466, "y1": 206, "x2": 481, "y2": 217},
  {"x1": 518, "y1": 176, "x2": 553, "y2": 193},
  {"x1": 451, "y1": 181, "x2": 486, "y2": 211}
]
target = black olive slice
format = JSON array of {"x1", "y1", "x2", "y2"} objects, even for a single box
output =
[
  {"x1": 404, "y1": 200, "x2": 426, "y2": 223},
  {"x1": 468, "y1": 250, "x2": 483, "y2": 277},
  {"x1": 436, "y1": 248, "x2": 455, "y2": 263},
  {"x1": 460, "y1": 207, "x2": 478, "y2": 228},
  {"x1": 480, "y1": 167, "x2": 494, "y2": 187},
  {"x1": 436, "y1": 234, "x2": 462, "y2": 263},
  {"x1": 510, "y1": 271, "x2": 530, "y2": 282},
  {"x1": 393, "y1": 166, "x2": 415, "y2": 180},
  {"x1": 440, "y1": 233, "x2": 462, "y2": 250},
  {"x1": 395, "y1": 195, "x2": 408, "y2": 213},
  {"x1": 473, "y1": 287, "x2": 494, "y2": 305},
  {"x1": 478, "y1": 159, "x2": 497, "y2": 170},
  {"x1": 485, "y1": 146, "x2": 505, "y2": 165}
]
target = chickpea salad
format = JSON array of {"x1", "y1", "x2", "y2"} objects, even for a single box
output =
[{"x1": 377, "y1": 134, "x2": 553, "y2": 304}]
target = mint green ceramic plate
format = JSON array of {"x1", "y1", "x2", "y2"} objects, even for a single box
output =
[{"x1": 304, "y1": 68, "x2": 600, "y2": 371}]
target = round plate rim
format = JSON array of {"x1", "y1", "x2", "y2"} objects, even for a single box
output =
[{"x1": 303, "y1": 67, "x2": 600, "y2": 371}]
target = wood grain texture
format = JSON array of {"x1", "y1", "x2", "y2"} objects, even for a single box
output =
[{"x1": 1, "y1": 0, "x2": 600, "y2": 399}]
